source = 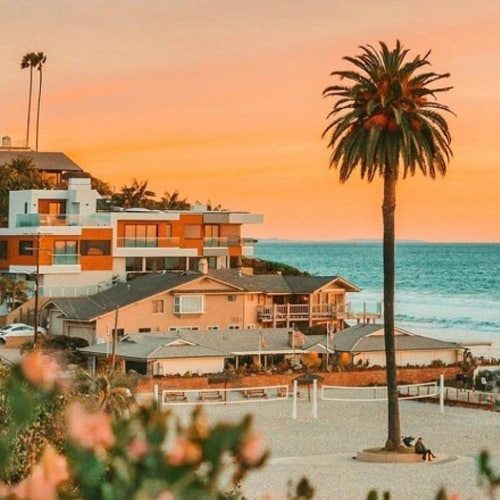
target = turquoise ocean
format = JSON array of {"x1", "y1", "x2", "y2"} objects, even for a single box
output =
[{"x1": 256, "y1": 242, "x2": 500, "y2": 353}]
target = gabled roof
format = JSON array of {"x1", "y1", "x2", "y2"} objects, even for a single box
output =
[
  {"x1": 79, "y1": 334, "x2": 229, "y2": 360},
  {"x1": 333, "y1": 324, "x2": 463, "y2": 353},
  {"x1": 0, "y1": 151, "x2": 83, "y2": 172},
  {"x1": 45, "y1": 272, "x2": 201, "y2": 321},
  {"x1": 209, "y1": 269, "x2": 360, "y2": 294}
]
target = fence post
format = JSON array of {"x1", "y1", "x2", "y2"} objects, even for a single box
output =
[
  {"x1": 439, "y1": 374, "x2": 445, "y2": 414},
  {"x1": 312, "y1": 379, "x2": 318, "y2": 419},
  {"x1": 292, "y1": 380, "x2": 298, "y2": 420},
  {"x1": 154, "y1": 384, "x2": 159, "y2": 405}
]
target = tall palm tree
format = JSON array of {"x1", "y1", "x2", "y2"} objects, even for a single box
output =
[
  {"x1": 20, "y1": 52, "x2": 39, "y2": 148},
  {"x1": 323, "y1": 41, "x2": 453, "y2": 451},
  {"x1": 34, "y1": 52, "x2": 47, "y2": 152}
]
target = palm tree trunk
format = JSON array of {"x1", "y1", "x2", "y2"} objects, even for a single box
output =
[
  {"x1": 35, "y1": 68, "x2": 43, "y2": 152},
  {"x1": 382, "y1": 165, "x2": 402, "y2": 451},
  {"x1": 25, "y1": 67, "x2": 33, "y2": 148}
]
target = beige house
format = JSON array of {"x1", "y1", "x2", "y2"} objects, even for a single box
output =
[
  {"x1": 43, "y1": 270, "x2": 379, "y2": 344},
  {"x1": 334, "y1": 324, "x2": 464, "y2": 367}
]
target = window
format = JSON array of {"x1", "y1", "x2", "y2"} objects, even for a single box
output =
[
  {"x1": 112, "y1": 328, "x2": 125, "y2": 338},
  {"x1": 246, "y1": 325, "x2": 255, "y2": 329},
  {"x1": 228, "y1": 325, "x2": 241, "y2": 330},
  {"x1": 145, "y1": 257, "x2": 186, "y2": 271},
  {"x1": 173, "y1": 295, "x2": 204, "y2": 314},
  {"x1": 207, "y1": 325, "x2": 219, "y2": 330},
  {"x1": 207, "y1": 256, "x2": 218, "y2": 269},
  {"x1": 38, "y1": 199, "x2": 66, "y2": 215},
  {"x1": 19, "y1": 240, "x2": 34, "y2": 256},
  {"x1": 53, "y1": 240, "x2": 78, "y2": 264},
  {"x1": 204, "y1": 224, "x2": 220, "y2": 247},
  {"x1": 227, "y1": 294, "x2": 237, "y2": 302},
  {"x1": 126, "y1": 257, "x2": 143, "y2": 272},
  {"x1": 184, "y1": 224, "x2": 202, "y2": 239},
  {"x1": 0, "y1": 240, "x2": 7, "y2": 260},
  {"x1": 81, "y1": 240, "x2": 111, "y2": 256},
  {"x1": 168, "y1": 326, "x2": 199, "y2": 332},
  {"x1": 152, "y1": 299, "x2": 164, "y2": 314},
  {"x1": 138, "y1": 327, "x2": 151, "y2": 333},
  {"x1": 124, "y1": 224, "x2": 158, "y2": 247}
]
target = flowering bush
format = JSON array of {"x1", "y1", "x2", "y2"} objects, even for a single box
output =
[{"x1": 0, "y1": 352, "x2": 313, "y2": 499}]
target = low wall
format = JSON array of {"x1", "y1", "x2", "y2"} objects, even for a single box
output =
[{"x1": 138, "y1": 366, "x2": 460, "y2": 393}]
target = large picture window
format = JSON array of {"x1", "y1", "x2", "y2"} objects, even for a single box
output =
[
  {"x1": 81, "y1": 240, "x2": 111, "y2": 256},
  {"x1": 126, "y1": 257, "x2": 143, "y2": 272},
  {"x1": 53, "y1": 240, "x2": 78, "y2": 264},
  {"x1": 124, "y1": 224, "x2": 158, "y2": 247},
  {"x1": 173, "y1": 295, "x2": 204, "y2": 314}
]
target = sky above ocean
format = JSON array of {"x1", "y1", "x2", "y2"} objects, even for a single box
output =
[{"x1": 1, "y1": 1, "x2": 499, "y2": 242}]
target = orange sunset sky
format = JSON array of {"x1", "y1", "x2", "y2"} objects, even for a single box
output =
[{"x1": 1, "y1": 0, "x2": 499, "y2": 242}]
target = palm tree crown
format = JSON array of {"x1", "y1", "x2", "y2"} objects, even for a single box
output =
[{"x1": 323, "y1": 40, "x2": 453, "y2": 181}]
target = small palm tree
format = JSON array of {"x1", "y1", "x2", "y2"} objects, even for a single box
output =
[
  {"x1": 323, "y1": 41, "x2": 453, "y2": 450},
  {"x1": 34, "y1": 52, "x2": 47, "y2": 152},
  {"x1": 20, "y1": 52, "x2": 39, "y2": 148},
  {"x1": 0, "y1": 276, "x2": 30, "y2": 311},
  {"x1": 111, "y1": 179, "x2": 156, "y2": 208}
]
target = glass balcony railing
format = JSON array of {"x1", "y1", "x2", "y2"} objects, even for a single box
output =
[
  {"x1": 203, "y1": 237, "x2": 243, "y2": 248},
  {"x1": 52, "y1": 254, "x2": 79, "y2": 265},
  {"x1": 16, "y1": 213, "x2": 110, "y2": 227},
  {"x1": 116, "y1": 237, "x2": 180, "y2": 248}
]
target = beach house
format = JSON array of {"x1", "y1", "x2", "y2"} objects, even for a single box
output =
[
  {"x1": 41, "y1": 269, "x2": 376, "y2": 344},
  {"x1": 333, "y1": 323, "x2": 464, "y2": 367}
]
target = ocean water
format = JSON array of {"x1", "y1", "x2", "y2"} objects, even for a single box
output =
[{"x1": 256, "y1": 242, "x2": 500, "y2": 350}]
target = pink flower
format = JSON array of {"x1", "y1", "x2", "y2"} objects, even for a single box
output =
[
  {"x1": 128, "y1": 437, "x2": 149, "y2": 460},
  {"x1": 11, "y1": 445, "x2": 68, "y2": 500},
  {"x1": 68, "y1": 402, "x2": 115, "y2": 453},
  {"x1": 21, "y1": 351, "x2": 60, "y2": 390},
  {"x1": 167, "y1": 437, "x2": 202, "y2": 466},
  {"x1": 156, "y1": 492, "x2": 175, "y2": 500},
  {"x1": 240, "y1": 433, "x2": 264, "y2": 465}
]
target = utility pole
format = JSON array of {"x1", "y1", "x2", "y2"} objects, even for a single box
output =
[
  {"x1": 33, "y1": 233, "x2": 41, "y2": 346},
  {"x1": 110, "y1": 305, "x2": 119, "y2": 371}
]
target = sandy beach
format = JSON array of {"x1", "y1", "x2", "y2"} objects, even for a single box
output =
[{"x1": 172, "y1": 397, "x2": 500, "y2": 499}]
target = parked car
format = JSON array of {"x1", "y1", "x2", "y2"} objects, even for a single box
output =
[{"x1": 0, "y1": 323, "x2": 46, "y2": 338}]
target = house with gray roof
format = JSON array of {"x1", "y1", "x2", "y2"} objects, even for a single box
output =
[
  {"x1": 79, "y1": 328, "x2": 333, "y2": 375},
  {"x1": 333, "y1": 324, "x2": 464, "y2": 367},
  {"x1": 42, "y1": 269, "x2": 376, "y2": 344}
]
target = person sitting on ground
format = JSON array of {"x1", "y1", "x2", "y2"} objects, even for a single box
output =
[
  {"x1": 402, "y1": 436, "x2": 415, "y2": 448},
  {"x1": 415, "y1": 437, "x2": 437, "y2": 461}
]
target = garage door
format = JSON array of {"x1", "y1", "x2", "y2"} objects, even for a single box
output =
[{"x1": 67, "y1": 325, "x2": 94, "y2": 344}]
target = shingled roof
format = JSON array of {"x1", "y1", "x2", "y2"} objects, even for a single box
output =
[
  {"x1": 0, "y1": 151, "x2": 83, "y2": 172},
  {"x1": 79, "y1": 328, "x2": 334, "y2": 360},
  {"x1": 334, "y1": 324, "x2": 463, "y2": 353},
  {"x1": 209, "y1": 269, "x2": 360, "y2": 293},
  {"x1": 46, "y1": 272, "x2": 201, "y2": 321},
  {"x1": 79, "y1": 335, "x2": 230, "y2": 360}
]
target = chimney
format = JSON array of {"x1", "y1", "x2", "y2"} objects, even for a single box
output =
[
  {"x1": 1, "y1": 136, "x2": 12, "y2": 148},
  {"x1": 198, "y1": 258, "x2": 209, "y2": 275}
]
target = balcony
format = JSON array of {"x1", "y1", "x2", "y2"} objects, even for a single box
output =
[
  {"x1": 52, "y1": 253, "x2": 79, "y2": 265},
  {"x1": 203, "y1": 236, "x2": 248, "y2": 248},
  {"x1": 257, "y1": 302, "x2": 382, "y2": 324},
  {"x1": 16, "y1": 213, "x2": 110, "y2": 228},
  {"x1": 116, "y1": 237, "x2": 180, "y2": 248}
]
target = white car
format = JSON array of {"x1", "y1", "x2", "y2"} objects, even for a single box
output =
[{"x1": 0, "y1": 323, "x2": 46, "y2": 338}]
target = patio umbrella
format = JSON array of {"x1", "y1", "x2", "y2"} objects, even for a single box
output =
[
  {"x1": 293, "y1": 372, "x2": 324, "y2": 402},
  {"x1": 208, "y1": 373, "x2": 242, "y2": 402}
]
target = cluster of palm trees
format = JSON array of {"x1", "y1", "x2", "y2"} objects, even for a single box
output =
[
  {"x1": 323, "y1": 41, "x2": 453, "y2": 451},
  {"x1": 20, "y1": 52, "x2": 47, "y2": 151}
]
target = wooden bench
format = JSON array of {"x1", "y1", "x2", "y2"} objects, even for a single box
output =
[
  {"x1": 199, "y1": 391, "x2": 223, "y2": 401},
  {"x1": 244, "y1": 389, "x2": 267, "y2": 399},
  {"x1": 165, "y1": 391, "x2": 187, "y2": 402}
]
